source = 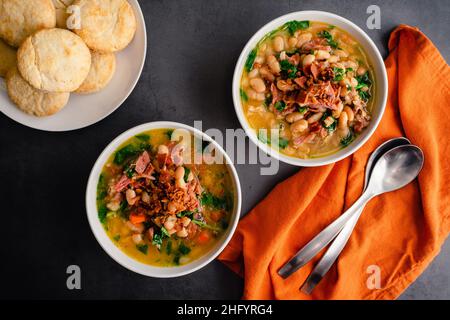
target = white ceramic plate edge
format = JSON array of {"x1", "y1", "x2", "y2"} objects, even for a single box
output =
[{"x1": 0, "y1": 0, "x2": 147, "y2": 132}]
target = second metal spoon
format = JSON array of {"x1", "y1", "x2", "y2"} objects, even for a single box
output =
[
  {"x1": 300, "y1": 137, "x2": 411, "y2": 294},
  {"x1": 279, "y1": 143, "x2": 424, "y2": 279}
]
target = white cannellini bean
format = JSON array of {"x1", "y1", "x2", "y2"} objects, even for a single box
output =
[
  {"x1": 343, "y1": 106, "x2": 355, "y2": 122},
  {"x1": 175, "y1": 166, "x2": 185, "y2": 180},
  {"x1": 249, "y1": 78, "x2": 266, "y2": 93},
  {"x1": 106, "y1": 201, "x2": 121, "y2": 212},
  {"x1": 164, "y1": 215, "x2": 177, "y2": 230},
  {"x1": 296, "y1": 32, "x2": 312, "y2": 47},
  {"x1": 288, "y1": 37, "x2": 298, "y2": 48},
  {"x1": 176, "y1": 178, "x2": 187, "y2": 189},
  {"x1": 273, "y1": 36, "x2": 285, "y2": 52},
  {"x1": 357, "y1": 66, "x2": 367, "y2": 76},
  {"x1": 132, "y1": 234, "x2": 143, "y2": 244},
  {"x1": 302, "y1": 54, "x2": 315, "y2": 66},
  {"x1": 141, "y1": 191, "x2": 150, "y2": 204},
  {"x1": 307, "y1": 112, "x2": 324, "y2": 124},
  {"x1": 126, "y1": 221, "x2": 144, "y2": 233},
  {"x1": 248, "y1": 68, "x2": 259, "y2": 78},
  {"x1": 350, "y1": 77, "x2": 358, "y2": 87},
  {"x1": 286, "y1": 112, "x2": 304, "y2": 123},
  {"x1": 167, "y1": 201, "x2": 177, "y2": 214},
  {"x1": 254, "y1": 55, "x2": 265, "y2": 64},
  {"x1": 335, "y1": 49, "x2": 349, "y2": 58},
  {"x1": 246, "y1": 88, "x2": 265, "y2": 101},
  {"x1": 259, "y1": 66, "x2": 275, "y2": 81},
  {"x1": 338, "y1": 111, "x2": 349, "y2": 129},
  {"x1": 328, "y1": 55, "x2": 339, "y2": 63},
  {"x1": 290, "y1": 119, "x2": 309, "y2": 133},
  {"x1": 315, "y1": 50, "x2": 331, "y2": 60},
  {"x1": 267, "y1": 55, "x2": 281, "y2": 74},
  {"x1": 181, "y1": 216, "x2": 191, "y2": 227},
  {"x1": 177, "y1": 228, "x2": 188, "y2": 238},
  {"x1": 126, "y1": 189, "x2": 137, "y2": 205},
  {"x1": 157, "y1": 145, "x2": 169, "y2": 155}
]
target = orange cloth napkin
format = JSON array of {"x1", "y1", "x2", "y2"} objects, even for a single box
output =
[{"x1": 219, "y1": 25, "x2": 450, "y2": 300}]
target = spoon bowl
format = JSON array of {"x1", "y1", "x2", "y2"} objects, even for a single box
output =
[{"x1": 367, "y1": 145, "x2": 424, "y2": 195}]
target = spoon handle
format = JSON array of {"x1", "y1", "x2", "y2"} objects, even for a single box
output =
[
  {"x1": 278, "y1": 192, "x2": 373, "y2": 279},
  {"x1": 300, "y1": 207, "x2": 364, "y2": 294}
]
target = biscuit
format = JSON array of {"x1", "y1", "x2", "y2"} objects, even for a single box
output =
[
  {"x1": 76, "y1": 51, "x2": 116, "y2": 94},
  {"x1": 6, "y1": 67, "x2": 70, "y2": 117},
  {"x1": 72, "y1": 0, "x2": 136, "y2": 53},
  {"x1": 52, "y1": 0, "x2": 74, "y2": 29},
  {"x1": 0, "y1": 38, "x2": 16, "y2": 77},
  {"x1": 17, "y1": 28, "x2": 91, "y2": 92},
  {"x1": 0, "y1": 0, "x2": 56, "y2": 47}
]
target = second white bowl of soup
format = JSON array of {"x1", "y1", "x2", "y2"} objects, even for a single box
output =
[
  {"x1": 86, "y1": 122, "x2": 242, "y2": 278},
  {"x1": 233, "y1": 11, "x2": 387, "y2": 166}
]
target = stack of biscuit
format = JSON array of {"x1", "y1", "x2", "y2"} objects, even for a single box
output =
[{"x1": 0, "y1": 0, "x2": 136, "y2": 117}]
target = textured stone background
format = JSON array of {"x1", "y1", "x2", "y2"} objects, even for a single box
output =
[{"x1": 0, "y1": 0, "x2": 448, "y2": 299}]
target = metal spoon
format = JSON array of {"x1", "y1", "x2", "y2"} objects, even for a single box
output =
[
  {"x1": 279, "y1": 144, "x2": 424, "y2": 279},
  {"x1": 300, "y1": 137, "x2": 410, "y2": 294}
]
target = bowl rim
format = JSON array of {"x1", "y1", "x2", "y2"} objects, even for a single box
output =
[
  {"x1": 0, "y1": 0, "x2": 147, "y2": 132},
  {"x1": 232, "y1": 10, "x2": 388, "y2": 167},
  {"x1": 85, "y1": 121, "x2": 242, "y2": 278}
]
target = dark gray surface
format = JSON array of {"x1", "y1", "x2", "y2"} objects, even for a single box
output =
[{"x1": 0, "y1": 0, "x2": 448, "y2": 300}]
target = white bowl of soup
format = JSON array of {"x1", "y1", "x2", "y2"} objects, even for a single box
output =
[
  {"x1": 233, "y1": 11, "x2": 388, "y2": 166},
  {"x1": 86, "y1": 122, "x2": 242, "y2": 278}
]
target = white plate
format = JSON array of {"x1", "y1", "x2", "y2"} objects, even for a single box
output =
[
  {"x1": 0, "y1": 0, "x2": 147, "y2": 132},
  {"x1": 86, "y1": 122, "x2": 242, "y2": 278}
]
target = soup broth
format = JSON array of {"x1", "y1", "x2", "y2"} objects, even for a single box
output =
[
  {"x1": 97, "y1": 129, "x2": 234, "y2": 267},
  {"x1": 240, "y1": 21, "x2": 375, "y2": 158}
]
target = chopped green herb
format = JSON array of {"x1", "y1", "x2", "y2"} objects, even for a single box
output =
[
  {"x1": 257, "y1": 130, "x2": 270, "y2": 145},
  {"x1": 355, "y1": 72, "x2": 372, "y2": 102},
  {"x1": 274, "y1": 101, "x2": 286, "y2": 112},
  {"x1": 165, "y1": 240, "x2": 172, "y2": 255},
  {"x1": 136, "y1": 244, "x2": 148, "y2": 255},
  {"x1": 113, "y1": 235, "x2": 121, "y2": 242},
  {"x1": 278, "y1": 138, "x2": 289, "y2": 149},
  {"x1": 201, "y1": 192, "x2": 227, "y2": 210},
  {"x1": 321, "y1": 111, "x2": 337, "y2": 133},
  {"x1": 114, "y1": 144, "x2": 144, "y2": 165},
  {"x1": 297, "y1": 106, "x2": 308, "y2": 114},
  {"x1": 333, "y1": 67, "x2": 345, "y2": 82},
  {"x1": 161, "y1": 227, "x2": 170, "y2": 238},
  {"x1": 192, "y1": 219, "x2": 221, "y2": 232},
  {"x1": 152, "y1": 230, "x2": 166, "y2": 249},
  {"x1": 177, "y1": 210, "x2": 194, "y2": 218},
  {"x1": 264, "y1": 94, "x2": 272, "y2": 107},
  {"x1": 178, "y1": 243, "x2": 191, "y2": 255},
  {"x1": 97, "y1": 174, "x2": 108, "y2": 200},
  {"x1": 317, "y1": 30, "x2": 339, "y2": 49},
  {"x1": 240, "y1": 88, "x2": 248, "y2": 102},
  {"x1": 280, "y1": 60, "x2": 298, "y2": 79},
  {"x1": 284, "y1": 20, "x2": 310, "y2": 35},
  {"x1": 135, "y1": 134, "x2": 150, "y2": 141},
  {"x1": 245, "y1": 49, "x2": 257, "y2": 72},
  {"x1": 165, "y1": 130, "x2": 174, "y2": 139},
  {"x1": 328, "y1": 25, "x2": 336, "y2": 30},
  {"x1": 183, "y1": 167, "x2": 191, "y2": 182},
  {"x1": 173, "y1": 254, "x2": 181, "y2": 265},
  {"x1": 340, "y1": 131, "x2": 355, "y2": 147},
  {"x1": 98, "y1": 204, "x2": 108, "y2": 224},
  {"x1": 124, "y1": 165, "x2": 134, "y2": 178}
]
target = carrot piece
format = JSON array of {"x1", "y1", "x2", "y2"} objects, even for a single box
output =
[
  {"x1": 196, "y1": 230, "x2": 211, "y2": 245},
  {"x1": 129, "y1": 213, "x2": 146, "y2": 225}
]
